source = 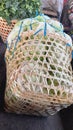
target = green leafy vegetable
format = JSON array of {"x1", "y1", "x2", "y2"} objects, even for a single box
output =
[{"x1": 0, "y1": 0, "x2": 41, "y2": 23}]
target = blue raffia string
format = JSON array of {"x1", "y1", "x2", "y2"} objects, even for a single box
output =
[
  {"x1": 66, "y1": 43, "x2": 71, "y2": 47},
  {"x1": 34, "y1": 15, "x2": 47, "y2": 36},
  {"x1": 7, "y1": 40, "x2": 14, "y2": 51},
  {"x1": 60, "y1": 23, "x2": 65, "y2": 37},
  {"x1": 66, "y1": 43, "x2": 72, "y2": 58},
  {"x1": 48, "y1": 22, "x2": 66, "y2": 38},
  {"x1": 30, "y1": 18, "x2": 32, "y2": 30},
  {"x1": 36, "y1": 10, "x2": 39, "y2": 16},
  {"x1": 6, "y1": 38, "x2": 11, "y2": 50},
  {"x1": 12, "y1": 21, "x2": 23, "y2": 57},
  {"x1": 34, "y1": 28, "x2": 43, "y2": 35},
  {"x1": 48, "y1": 22, "x2": 62, "y2": 32},
  {"x1": 44, "y1": 21, "x2": 47, "y2": 36},
  {"x1": 34, "y1": 14, "x2": 65, "y2": 37},
  {"x1": 72, "y1": 50, "x2": 73, "y2": 59}
]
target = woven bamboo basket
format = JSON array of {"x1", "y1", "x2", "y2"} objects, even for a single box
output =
[
  {"x1": 5, "y1": 16, "x2": 73, "y2": 116},
  {"x1": 0, "y1": 17, "x2": 17, "y2": 42}
]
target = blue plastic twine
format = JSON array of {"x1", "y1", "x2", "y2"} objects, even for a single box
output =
[
  {"x1": 30, "y1": 18, "x2": 32, "y2": 30},
  {"x1": 34, "y1": 28, "x2": 43, "y2": 35},
  {"x1": 72, "y1": 51, "x2": 73, "y2": 59},
  {"x1": 44, "y1": 21, "x2": 47, "y2": 36},
  {"x1": 12, "y1": 21, "x2": 23, "y2": 57},
  {"x1": 66, "y1": 43, "x2": 71, "y2": 47},
  {"x1": 36, "y1": 10, "x2": 39, "y2": 16}
]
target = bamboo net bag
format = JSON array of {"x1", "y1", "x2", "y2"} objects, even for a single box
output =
[
  {"x1": 5, "y1": 15, "x2": 73, "y2": 116},
  {"x1": 0, "y1": 17, "x2": 17, "y2": 42}
]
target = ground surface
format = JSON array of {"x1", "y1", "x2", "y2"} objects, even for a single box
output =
[{"x1": 0, "y1": 111, "x2": 63, "y2": 130}]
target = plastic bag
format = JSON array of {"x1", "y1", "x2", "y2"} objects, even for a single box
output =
[{"x1": 41, "y1": 0, "x2": 64, "y2": 18}]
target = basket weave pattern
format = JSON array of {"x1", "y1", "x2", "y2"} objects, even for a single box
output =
[
  {"x1": 5, "y1": 31, "x2": 73, "y2": 115},
  {"x1": 0, "y1": 17, "x2": 17, "y2": 42}
]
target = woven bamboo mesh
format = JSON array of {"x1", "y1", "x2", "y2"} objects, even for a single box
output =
[
  {"x1": 5, "y1": 17, "x2": 73, "y2": 116},
  {"x1": 0, "y1": 17, "x2": 17, "y2": 42}
]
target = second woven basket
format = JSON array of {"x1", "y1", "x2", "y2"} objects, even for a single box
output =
[{"x1": 0, "y1": 17, "x2": 17, "y2": 42}]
